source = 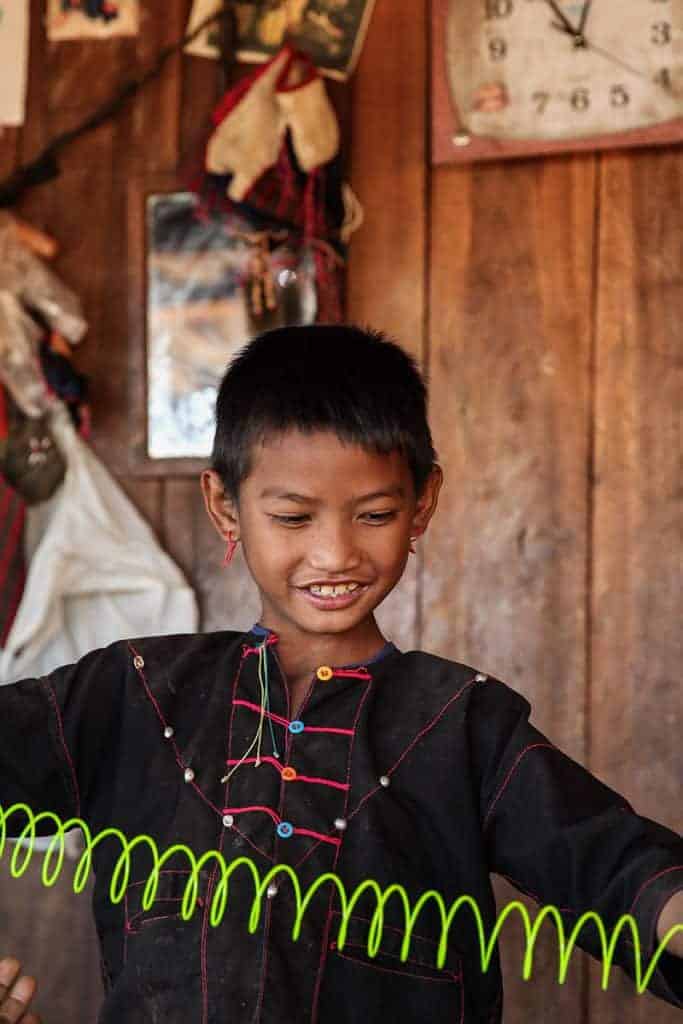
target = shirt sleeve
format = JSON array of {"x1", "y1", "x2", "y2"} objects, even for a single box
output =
[
  {"x1": 469, "y1": 677, "x2": 683, "y2": 1008},
  {"x1": 0, "y1": 641, "x2": 126, "y2": 839}
]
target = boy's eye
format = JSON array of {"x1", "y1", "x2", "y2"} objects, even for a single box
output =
[
  {"x1": 269, "y1": 512, "x2": 397, "y2": 526},
  {"x1": 362, "y1": 512, "x2": 396, "y2": 523}
]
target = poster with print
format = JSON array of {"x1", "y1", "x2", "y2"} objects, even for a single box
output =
[
  {"x1": 47, "y1": 0, "x2": 139, "y2": 40},
  {"x1": 185, "y1": 0, "x2": 376, "y2": 80},
  {"x1": 0, "y1": 0, "x2": 29, "y2": 126}
]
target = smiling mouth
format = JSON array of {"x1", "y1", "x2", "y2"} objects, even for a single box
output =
[
  {"x1": 298, "y1": 582, "x2": 369, "y2": 596},
  {"x1": 295, "y1": 582, "x2": 371, "y2": 607}
]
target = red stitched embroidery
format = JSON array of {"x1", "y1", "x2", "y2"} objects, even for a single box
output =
[
  {"x1": 346, "y1": 676, "x2": 480, "y2": 824},
  {"x1": 332, "y1": 668, "x2": 372, "y2": 680},
  {"x1": 294, "y1": 827, "x2": 341, "y2": 847},
  {"x1": 309, "y1": 677, "x2": 374, "y2": 1023},
  {"x1": 242, "y1": 635, "x2": 279, "y2": 657},
  {"x1": 129, "y1": 642, "x2": 273, "y2": 863},
  {"x1": 648, "y1": 884, "x2": 683, "y2": 950},
  {"x1": 482, "y1": 743, "x2": 556, "y2": 832},
  {"x1": 43, "y1": 680, "x2": 81, "y2": 819},
  {"x1": 335, "y1": 937, "x2": 462, "y2": 978},
  {"x1": 303, "y1": 724, "x2": 355, "y2": 736},
  {"x1": 629, "y1": 865, "x2": 683, "y2": 914},
  {"x1": 329, "y1": 909, "x2": 447, "y2": 947},
  {"x1": 224, "y1": 756, "x2": 350, "y2": 791},
  {"x1": 497, "y1": 872, "x2": 574, "y2": 914},
  {"x1": 233, "y1": 698, "x2": 289, "y2": 726},
  {"x1": 333, "y1": 948, "x2": 460, "y2": 985},
  {"x1": 222, "y1": 804, "x2": 281, "y2": 824}
]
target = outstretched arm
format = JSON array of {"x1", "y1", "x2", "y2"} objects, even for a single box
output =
[{"x1": 657, "y1": 891, "x2": 683, "y2": 957}]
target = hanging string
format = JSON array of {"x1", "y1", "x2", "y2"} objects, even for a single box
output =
[
  {"x1": 0, "y1": 4, "x2": 235, "y2": 208},
  {"x1": 220, "y1": 639, "x2": 279, "y2": 784},
  {"x1": 261, "y1": 642, "x2": 280, "y2": 759}
]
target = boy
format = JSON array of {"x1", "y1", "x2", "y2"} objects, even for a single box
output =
[{"x1": 0, "y1": 324, "x2": 681, "y2": 1023}]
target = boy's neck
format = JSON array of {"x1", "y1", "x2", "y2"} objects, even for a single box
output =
[{"x1": 254, "y1": 617, "x2": 389, "y2": 685}]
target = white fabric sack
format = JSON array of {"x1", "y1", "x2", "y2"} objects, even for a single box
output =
[{"x1": 0, "y1": 405, "x2": 198, "y2": 682}]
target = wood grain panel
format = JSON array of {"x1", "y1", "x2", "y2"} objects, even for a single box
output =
[
  {"x1": 0, "y1": 856, "x2": 102, "y2": 1023},
  {"x1": 425, "y1": 154, "x2": 597, "y2": 1020},
  {"x1": 587, "y1": 148, "x2": 683, "y2": 1024},
  {"x1": 0, "y1": 128, "x2": 20, "y2": 182},
  {"x1": 163, "y1": 477, "x2": 203, "y2": 584},
  {"x1": 346, "y1": 0, "x2": 427, "y2": 651},
  {"x1": 132, "y1": 0, "x2": 186, "y2": 172}
]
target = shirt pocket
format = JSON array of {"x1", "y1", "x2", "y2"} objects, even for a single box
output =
[
  {"x1": 122, "y1": 867, "x2": 212, "y2": 976},
  {"x1": 321, "y1": 910, "x2": 464, "y2": 1022}
]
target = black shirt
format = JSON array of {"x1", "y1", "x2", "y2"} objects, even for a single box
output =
[{"x1": 0, "y1": 624, "x2": 681, "y2": 1022}]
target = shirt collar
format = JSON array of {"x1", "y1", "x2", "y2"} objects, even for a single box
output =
[{"x1": 247, "y1": 622, "x2": 400, "y2": 669}]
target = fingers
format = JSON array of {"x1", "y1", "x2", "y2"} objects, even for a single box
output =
[{"x1": 0, "y1": 958, "x2": 39, "y2": 1023}]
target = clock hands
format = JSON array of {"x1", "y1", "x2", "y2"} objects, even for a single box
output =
[
  {"x1": 577, "y1": 0, "x2": 593, "y2": 39},
  {"x1": 543, "y1": 0, "x2": 581, "y2": 41},
  {"x1": 544, "y1": 0, "x2": 593, "y2": 47},
  {"x1": 545, "y1": 1, "x2": 678, "y2": 97}
]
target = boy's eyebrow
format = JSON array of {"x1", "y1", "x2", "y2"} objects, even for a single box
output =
[{"x1": 259, "y1": 486, "x2": 405, "y2": 503}]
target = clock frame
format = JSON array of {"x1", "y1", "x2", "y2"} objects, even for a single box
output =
[{"x1": 432, "y1": 0, "x2": 683, "y2": 164}]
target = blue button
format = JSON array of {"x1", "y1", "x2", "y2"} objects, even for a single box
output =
[
  {"x1": 289, "y1": 720, "x2": 305, "y2": 734},
  {"x1": 277, "y1": 821, "x2": 294, "y2": 839}
]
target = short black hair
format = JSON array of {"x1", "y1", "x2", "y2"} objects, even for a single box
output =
[{"x1": 210, "y1": 324, "x2": 438, "y2": 503}]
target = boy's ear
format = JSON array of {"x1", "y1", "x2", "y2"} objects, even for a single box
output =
[
  {"x1": 200, "y1": 470, "x2": 240, "y2": 541},
  {"x1": 411, "y1": 463, "x2": 443, "y2": 539}
]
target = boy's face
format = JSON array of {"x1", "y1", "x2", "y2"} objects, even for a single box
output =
[{"x1": 201, "y1": 429, "x2": 442, "y2": 647}]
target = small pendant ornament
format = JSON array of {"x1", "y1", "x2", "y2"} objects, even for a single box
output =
[{"x1": 223, "y1": 534, "x2": 239, "y2": 567}]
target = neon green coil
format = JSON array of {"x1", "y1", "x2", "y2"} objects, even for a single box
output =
[{"x1": 1, "y1": 802, "x2": 680, "y2": 992}]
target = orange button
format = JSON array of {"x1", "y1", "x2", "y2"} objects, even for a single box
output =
[
  {"x1": 316, "y1": 665, "x2": 333, "y2": 681},
  {"x1": 282, "y1": 766, "x2": 297, "y2": 781}
]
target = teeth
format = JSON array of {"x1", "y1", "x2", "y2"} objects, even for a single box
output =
[{"x1": 309, "y1": 583, "x2": 360, "y2": 596}]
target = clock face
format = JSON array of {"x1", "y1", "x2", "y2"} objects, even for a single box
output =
[{"x1": 446, "y1": 0, "x2": 683, "y2": 140}]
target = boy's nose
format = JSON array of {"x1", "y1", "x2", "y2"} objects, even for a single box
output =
[{"x1": 306, "y1": 527, "x2": 361, "y2": 572}]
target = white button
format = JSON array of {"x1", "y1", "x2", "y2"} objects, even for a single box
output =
[
  {"x1": 266, "y1": 882, "x2": 279, "y2": 899},
  {"x1": 184, "y1": 768, "x2": 195, "y2": 783},
  {"x1": 133, "y1": 655, "x2": 144, "y2": 670},
  {"x1": 222, "y1": 814, "x2": 234, "y2": 828},
  {"x1": 475, "y1": 672, "x2": 488, "y2": 682},
  {"x1": 334, "y1": 817, "x2": 347, "y2": 831},
  {"x1": 163, "y1": 726, "x2": 174, "y2": 739},
  {"x1": 379, "y1": 775, "x2": 390, "y2": 788}
]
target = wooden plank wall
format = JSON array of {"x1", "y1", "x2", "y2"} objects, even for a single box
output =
[
  {"x1": 0, "y1": 1, "x2": 680, "y2": 1022},
  {"x1": 349, "y1": 4, "x2": 682, "y2": 1024}
]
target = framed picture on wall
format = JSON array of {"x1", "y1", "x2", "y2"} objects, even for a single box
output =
[
  {"x1": 127, "y1": 180, "x2": 317, "y2": 474},
  {"x1": 185, "y1": 0, "x2": 377, "y2": 80},
  {"x1": 46, "y1": 0, "x2": 139, "y2": 40}
]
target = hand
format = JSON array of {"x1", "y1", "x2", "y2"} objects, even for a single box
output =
[{"x1": 0, "y1": 959, "x2": 42, "y2": 1024}]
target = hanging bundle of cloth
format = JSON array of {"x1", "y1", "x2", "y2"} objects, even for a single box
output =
[
  {"x1": 0, "y1": 210, "x2": 197, "y2": 676},
  {"x1": 190, "y1": 43, "x2": 363, "y2": 323},
  {"x1": 0, "y1": 212, "x2": 89, "y2": 646}
]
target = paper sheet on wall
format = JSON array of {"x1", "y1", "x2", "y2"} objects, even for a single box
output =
[
  {"x1": 0, "y1": 0, "x2": 29, "y2": 126},
  {"x1": 47, "y1": 0, "x2": 139, "y2": 40}
]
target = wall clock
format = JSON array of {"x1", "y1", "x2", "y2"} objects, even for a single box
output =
[{"x1": 432, "y1": 0, "x2": 683, "y2": 163}]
